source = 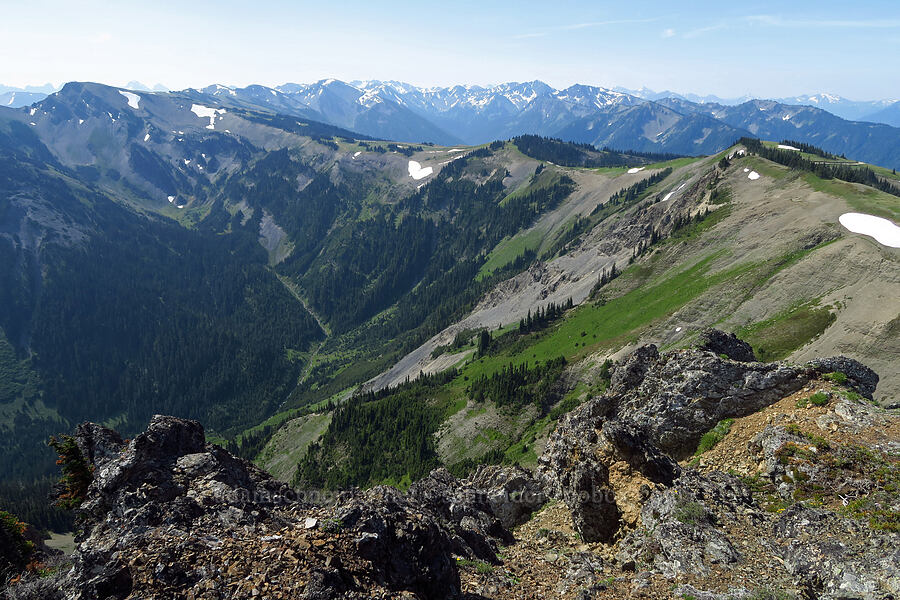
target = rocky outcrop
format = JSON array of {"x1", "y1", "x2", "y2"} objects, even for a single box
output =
[
  {"x1": 697, "y1": 328, "x2": 757, "y2": 363},
  {"x1": 806, "y1": 355, "x2": 879, "y2": 399},
  {"x1": 57, "y1": 415, "x2": 466, "y2": 600},
  {"x1": 774, "y1": 505, "x2": 900, "y2": 598},
  {"x1": 10, "y1": 344, "x2": 895, "y2": 600}
]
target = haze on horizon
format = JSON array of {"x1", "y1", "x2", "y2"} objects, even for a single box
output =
[{"x1": 2, "y1": 0, "x2": 899, "y2": 101}]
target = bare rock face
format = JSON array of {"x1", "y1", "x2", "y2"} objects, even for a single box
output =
[
  {"x1": 805, "y1": 355, "x2": 880, "y2": 399},
  {"x1": 407, "y1": 465, "x2": 546, "y2": 562},
  {"x1": 538, "y1": 397, "x2": 679, "y2": 543},
  {"x1": 60, "y1": 415, "x2": 463, "y2": 600},
  {"x1": 774, "y1": 505, "x2": 900, "y2": 598},
  {"x1": 616, "y1": 470, "x2": 750, "y2": 578},
  {"x1": 697, "y1": 328, "x2": 757, "y2": 363},
  {"x1": 615, "y1": 349, "x2": 811, "y2": 458}
]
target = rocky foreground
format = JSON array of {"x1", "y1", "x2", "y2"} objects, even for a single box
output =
[{"x1": 4, "y1": 333, "x2": 898, "y2": 599}]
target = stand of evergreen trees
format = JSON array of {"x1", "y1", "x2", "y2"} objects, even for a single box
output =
[
  {"x1": 468, "y1": 356, "x2": 567, "y2": 411},
  {"x1": 518, "y1": 299, "x2": 574, "y2": 334},
  {"x1": 295, "y1": 369, "x2": 458, "y2": 490},
  {"x1": 591, "y1": 168, "x2": 673, "y2": 217},
  {"x1": 740, "y1": 137, "x2": 900, "y2": 198},
  {"x1": 513, "y1": 134, "x2": 683, "y2": 168}
]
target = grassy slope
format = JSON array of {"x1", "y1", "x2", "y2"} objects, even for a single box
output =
[{"x1": 253, "y1": 142, "x2": 900, "y2": 478}]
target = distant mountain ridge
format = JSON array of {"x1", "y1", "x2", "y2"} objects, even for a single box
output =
[
  {"x1": 5, "y1": 79, "x2": 900, "y2": 165},
  {"x1": 188, "y1": 79, "x2": 900, "y2": 167}
]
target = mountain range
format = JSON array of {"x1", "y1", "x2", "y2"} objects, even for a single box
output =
[
  {"x1": 190, "y1": 79, "x2": 900, "y2": 168},
  {"x1": 5, "y1": 80, "x2": 900, "y2": 167},
  {"x1": 0, "y1": 79, "x2": 898, "y2": 548}
]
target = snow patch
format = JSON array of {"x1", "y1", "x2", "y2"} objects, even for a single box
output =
[
  {"x1": 408, "y1": 160, "x2": 433, "y2": 180},
  {"x1": 675, "y1": 326, "x2": 682, "y2": 332},
  {"x1": 747, "y1": 171, "x2": 760, "y2": 180},
  {"x1": 190, "y1": 104, "x2": 226, "y2": 129},
  {"x1": 662, "y1": 192, "x2": 674, "y2": 201},
  {"x1": 743, "y1": 168, "x2": 750, "y2": 172},
  {"x1": 118, "y1": 90, "x2": 141, "y2": 109},
  {"x1": 78, "y1": 119, "x2": 84, "y2": 125},
  {"x1": 167, "y1": 196, "x2": 175, "y2": 203},
  {"x1": 839, "y1": 213, "x2": 900, "y2": 248},
  {"x1": 777, "y1": 144, "x2": 800, "y2": 151},
  {"x1": 353, "y1": 151, "x2": 361, "y2": 158},
  {"x1": 627, "y1": 167, "x2": 645, "y2": 174},
  {"x1": 184, "y1": 159, "x2": 191, "y2": 165},
  {"x1": 144, "y1": 133, "x2": 150, "y2": 142},
  {"x1": 446, "y1": 148, "x2": 465, "y2": 153},
  {"x1": 29, "y1": 107, "x2": 36, "y2": 116}
]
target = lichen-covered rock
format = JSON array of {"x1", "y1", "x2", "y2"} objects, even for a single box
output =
[
  {"x1": 774, "y1": 505, "x2": 900, "y2": 599},
  {"x1": 616, "y1": 471, "x2": 749, "y2": 578},
  {"x1": 805, "y1": 355, "x2": 879, "y2": 399},
  {"x1": 698, "y1": 328, "x2": 757, "y2": 363},
  {"x1": 616, "y1": 349, "x2": 810, "y2": 457},
  {"x1": 59, "y1": 416, "x2": 463, "y2": 600}
]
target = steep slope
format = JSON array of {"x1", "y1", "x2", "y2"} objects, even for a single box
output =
[
  {"x1": 277, "y1": 140, "x2": 898, "y2": 492},
  {"x1": 7, "y1": 346, "x2": 895, "y2": 599}
]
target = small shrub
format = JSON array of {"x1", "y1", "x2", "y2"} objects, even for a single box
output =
[
  {"x1": 320, "y1": 518, "x2": 343, "y2": 533},
  {"x1": 48, "y1": 435, "x2": 93, "y2": 510},
  {"x1": 694, "y1": 418, "x2": 735, "y2": 455},
  {"x1": 823, "y1": 371, "x2": 847, "y2": 385},
  {"x1": 673, "y1": 498, "x2": 707, "y2": 525},
  {"x1": 809, "y1": 392, "x2": 829, "y2": 407}
]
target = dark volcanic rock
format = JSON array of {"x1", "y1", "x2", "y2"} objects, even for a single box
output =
[
  {"x1": 697, "y1": 328, "x2": 757, "y2": 362},
  {"x1": 608, "y1": 343, "x2": 659, "y2": 393},
  {"x1": 616, "y1": 349, "x2": 811, "y2": 457},
  {"x1": 60, "y1": 415, "x2": 463, "y2": 600},
  {"x1": 805, "y1": 355, "x2": 880, "y2": 399},
  {"x1": 338, "y1": 486, "x2": 460, "y2": 597}
]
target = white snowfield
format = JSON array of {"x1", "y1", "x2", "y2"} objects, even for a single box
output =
[
  {"x1": 408, "y1": 160, "x2": 433, "y2": 180},
  {"x1": 190, "y1": 104, "x2": 226, "y2": 129},
  {"x1": 748, "y1": 171, "x2": 760, "y2": 180},
  {"x1": 777, "y1": 144, "x2": 800, "y2": 151},
  {"x1": 839, "y1": 213, "x2": 900, "y2": 248},
  {"x1": 627, "y1": 167, "x2": 645, "y2": 174},
  {"x1": 119, "y1": 90, "x2": 141, "y2": 110}
]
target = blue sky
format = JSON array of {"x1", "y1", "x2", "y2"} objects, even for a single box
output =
[{"x1": 2, "y1": 0, "x2": 899, "y2": 99}]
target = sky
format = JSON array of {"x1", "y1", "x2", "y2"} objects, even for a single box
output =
[{"x1": 2, "y1": 0, "x2": 899, "y2": 100}]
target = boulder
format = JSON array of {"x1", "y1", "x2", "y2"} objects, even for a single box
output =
[{"x1": 697, "y1": 328, "x2": 757, "y2": 363}]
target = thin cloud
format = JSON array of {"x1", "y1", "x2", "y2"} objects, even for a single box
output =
[
  {"x1": 662, "y1": 28, "x2": 676, "y2": 38},
  {"x1": 746, "y1": 15, "x2": 900, "y2": 29},
  {"x1": 683, "y1": 22, "x2": 728, "y2": 39},
  {"x1": 512, "y1": 17, "x2": 661, "y2": 40}
]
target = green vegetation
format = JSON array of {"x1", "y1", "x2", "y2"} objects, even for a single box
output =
[
  {"x1": 742, "y1": 137, "x2": 900, "y2": 199},
  {"x1": 673, "y1": 498, "x2": 707, "y2": 525},
  {"x1": 738, "y1": 301, "x2": 836, "y2": 362},
  {"x1": 694, "y1": 418, "x2": 735, "y2": 456},
  {"x1": 0, "y1": 509, "x2": 34, "y2": 575},
  {"x1": 295, "y1": 370, "x2": 459, "y2": 489},
  {"x1": 47, "y1": 435, "x2": 93, "y2": 510},
  {"x1": 512, "y1": 134, "x2": 682, "y2": 168},
  {"x1": 823, "y1": 371, "x2": 847, "y2": 385},
  {"x1": 809, "y1": 392, "x2": 830, "y2": 407},
  {"x1": 457, "y1": 558, "x2": 494, "y2": 574}
]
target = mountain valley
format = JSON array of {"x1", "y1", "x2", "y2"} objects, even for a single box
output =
[{"x1": 0, "y1": 78, "x2": 898, "y2": 599}]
